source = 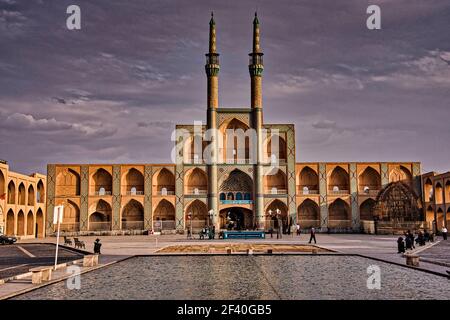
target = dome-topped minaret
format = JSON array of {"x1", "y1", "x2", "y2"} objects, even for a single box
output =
[
  {"x1": 249, "y1": 12, "x2": 265, "y2": 228},
  {"x1": 205, "y1": 12, "x2": 219, "y2": 229}
]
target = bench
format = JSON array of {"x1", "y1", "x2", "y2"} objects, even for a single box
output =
[
  {"x1": 83, "y1": 254, "x2": 99, "y2": 267},
  {"x1": 74, "y1": 238, "x2": 85, "y2": 249},
  {"x1": 29, "y1": 266, "x2": 53, "y2": 284},
  {"x1": 223, "y1": 231, "x2": 265, "y2": 239},
  {"x1": 64, "y1": 236, "x2": 72, "y2": 246}
]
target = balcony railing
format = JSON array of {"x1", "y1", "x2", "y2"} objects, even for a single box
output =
[
  {"x1": 327, "y1": 220, "x2": 352, "y2": 228},
  {"x1": 185, "y1": 188, "x2": 207, "y2": 196},
  {"x1": 297, "y1": 189, "x2": 319, "y2": 195},
  {"x1": 88, "y1": 222, "x2": 112, "y2": 231},
  {"x1": 186, "y1": 220, "x2": 208, "y2": 230},
  {"x1": 328, "y1": 190, "x2": 349, "y2": 195},
  {"x1": 220, "y1": 200, "x2": 253, "y2": 205},
  {"x1": 121, "y1": 221, "x2": 144, "y2": 230},
  {"x1": 91, "y1": 191, "x2": 112, "y2": 196},
  {"x1": 154, "y1": 190, "x2": 175, "y2": 196},
  {"x1": 153, "y1": 220, "x2": 176, "y2": 231},
  {"x1": 359, "y1": 189, "x2": 380, "y2": 196},
  {"x1": 264, "y1": 189, "x2": 288, "y2": 195},
  {"x1": 56, "y1": 223, "x2": 80, "y2": 232},
  {"x1": 125, "y1": 191, "x2": 144, "y2": 196}
]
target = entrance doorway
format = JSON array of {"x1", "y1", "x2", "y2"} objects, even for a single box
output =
[{"x1": 219, "y1": 208, "x2": 254, "y2": 230}]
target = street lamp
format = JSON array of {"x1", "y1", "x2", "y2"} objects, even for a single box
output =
[
  {"x1": 187, "y1": 212, "x2": 192, "y2": 239},
  {"x1": 275, "y1": 208, "x2": 282, "y2": 239},
  {"x1": 208, "y1": 209, "x2": 214, "y2": 228}
]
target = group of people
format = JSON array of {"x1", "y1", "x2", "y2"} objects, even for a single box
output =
[
  {"x1": 267, "y1": 223, "x2": 317, "y2": 243},
  {"x1": 199, "y1": 225, "x2": 216, "y2": 240},
  {"x1": 396, "y1": 228, "x2": 447, "y2": 253}
]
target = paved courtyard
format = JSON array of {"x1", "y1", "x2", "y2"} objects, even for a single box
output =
[{"x1": 0, "y1": 244, "x2": 83, "y2": 280}]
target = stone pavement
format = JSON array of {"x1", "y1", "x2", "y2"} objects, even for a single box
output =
[
  {"x1": 2, "y1": 233, "x2": 448, "y2": 299},
  {"x1": 0, "y1": 244, "x2": 83, "y2": 280},
  {"x1": 417, "y1": 240, "x2": 450, "y2": 267},
  {"x1": 0, "y1": 254, "x2": 130, "y2": 300}
]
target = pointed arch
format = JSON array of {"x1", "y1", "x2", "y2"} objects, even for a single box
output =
[
  {"x1": 56, "y1": 168, "x2": 80, "y2": 196},
  {"x1": 265, "y1": 199, "x2": 289, "y2": 231},
  {"x1": 7, "y1": 181, "x2": 15, "y2": 204},
  {"x1": 359, "y1": 167, "x2": 381, "y2": 194},
  {"x1": 123, "y1": 168, "x2": 144, "y2": 195},
  {"x1": 6, "y1": 209, "x2": 14, "y2": 235},
  {"x1": 185, "y1": 199, "x2": 208, "y2": 230},
  {"x1": 389, "y1": 166, "x2": 412, "y2": 183},
  {"x1": 122, "y1": 199, "x2": 144, "y2": 230},
  {"x1": 61, "y1": 200, "x2": 80, "y2": 232},
  {"x1": 297, "y1": 199, "x2": 320, "y2": 227},
  {"x1": 219, "y1": 169, "x2": 253, "y2": 200},
  {"x1": 35, "y1": 208, "x2": 44, "y2": 238},
  {"x1": 0, "y1": 170, "x2": 5, "y2": 196},
  {"x1": 264, "y1": 169, "x2": 287, "y2": 194},
  {"x1": 374, "y1": 182, "x2": 420, "y2": 222},
  {"x1": 92, "y1": 169, "x2": 112, "y2": 195},
  {"x1": 18, "y1": 183, "x2": 25, "y2": 205},
  {"x1": 265, "y1": 134, "x2": 287, "y2": 163},
  {"x1": 89, "y1": 199, "x2": 112, "y2": 231},
  {"x1": 298, "y1": 166, "x2": 318, "y2": 194},
  {"x1": 425, "y1": 205, "x2": 434, "y2": 223},
  {"x1": 27, "y1": 185, "x2": 35, "y2": 206},
  {"x1": 153, "y1": 168, "x2": 175, "y2": 195},
  {"x1": 185, "y1": 168, "x2": 207, "y2": 195},
  {"x1": 220, "y1": 118, "x2": 252, "y2": 163},
  {"x1": 329, "y1": 198, "x2": 351, "y2": 221},
  {"x1": 435, "y1": 182, "x2": 443, "y2": 204},
  {"x1": 446, "y1": 180, "x2": 450, "y2": 203},
  {"x1": 436, "y1": 208, "x2": 444, "y2": 228},
  {"x1": 328, "y1": 166, "x2": 349, "y2": 193},
  {"x1": 153, "y1": 199, "x2": 175, "y2": 221},
  {"x1": 17, "y1": 210, "x2": 25, "y2": 235},
  {"x1": 360, "y1": 198, "x2": 376, "y2": 220},
  {"x1": 37, "y1": 180, "x2": 45, "y2": 203},
  {"x1": 26, "y1": 210, "x2": 34, "y2": 235},
  {"x1": 424, "y1": 178, "x2": 433, "y2": 202}
]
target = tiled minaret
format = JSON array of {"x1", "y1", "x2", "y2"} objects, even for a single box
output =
[
  {"x1": 249, "y1": 12, "x2": 265, "y2": 228},
  {"x1": 205, "y1": 12, "x2": 220, "y2": 227}
]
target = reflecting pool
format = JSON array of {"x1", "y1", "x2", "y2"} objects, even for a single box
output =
[{"x1": 15, "y1": 255, "x2": 450, "y2": 300}]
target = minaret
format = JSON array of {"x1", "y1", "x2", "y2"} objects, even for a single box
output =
[
  {"x1": 205, "y1": 12, "x2": 219, "y2": 228},
  {"x1": 249, "y1": 12, "x2": 265, "y2": 229}
]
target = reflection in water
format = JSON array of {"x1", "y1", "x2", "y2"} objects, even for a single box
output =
[{"x1": 15, "y1": 256, "x2": 450, "y2": 300}]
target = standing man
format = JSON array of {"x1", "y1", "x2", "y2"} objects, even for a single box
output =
[
  {"x1": 442, "y1": 226, "x2": 448, "y2": 240},
  {"x1": 296, "y1": 223, "x2": 301, "y2": 236},
  {"x1": 276, "y1": 216, "x2": 282, "y2": 239},
  {"x1": 308, "y1": 227, "x2": 316, "y2": 244}
]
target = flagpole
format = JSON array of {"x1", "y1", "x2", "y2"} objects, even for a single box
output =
[{"x1": 54, "y1": 205, "x2": 62, "y2": 270}]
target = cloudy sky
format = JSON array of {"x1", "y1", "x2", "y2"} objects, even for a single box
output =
[{"x1": 1, "y1": 0, "x2": 449, "y2": 174}]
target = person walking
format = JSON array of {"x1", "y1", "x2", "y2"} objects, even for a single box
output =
[
  {"x1": 409, "y1": 231, "x2": 415, "y2": 249},
  {"x1": 442, "y1": 226, "x2": 448, "y2": 240},
  {"x1": 296, "y1": 223, "x2": 301, "y2": 236},
  {"x1": 308, "y1": 227, "x2": 316, "y2": 244},
  {"x1": 94, "y1": 238, "x2": 102, "y2": 254}
]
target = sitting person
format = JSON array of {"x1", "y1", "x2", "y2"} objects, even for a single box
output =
[
  {"x1": 397, "y1": 237, "x2": 405, "y2": 253},
  {"x1": 424, "y1": 230, "x2": 430, "y2": 242},
  {"x1": 405, "y1": 235, "x2": 412, "y2": 250}
]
